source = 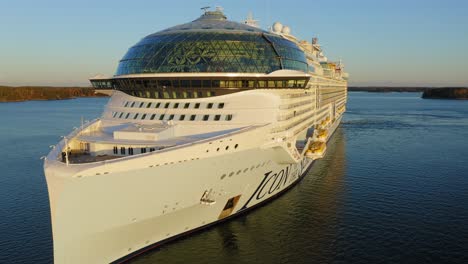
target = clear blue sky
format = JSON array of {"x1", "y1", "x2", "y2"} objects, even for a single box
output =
[{"x1": 1, "y1": 0, "x2": 467, "y2": 87}]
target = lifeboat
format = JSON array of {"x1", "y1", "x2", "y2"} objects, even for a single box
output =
[{"x1": 305, "y1": 141, "x2": 327, "y2": 159}]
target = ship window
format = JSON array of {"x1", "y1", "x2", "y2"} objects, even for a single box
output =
[
  {"x1": 258, "y1": 81, "x2": 266, "y2": 88},
  {"x1": 191, "y1": 80, "x2": 201, "y2": 88},
  {"x1": 141, "y1": 148, "x2": 146, "y2": 153},
  {"x1": 150, "y1": 114, "x2": 156, "y2": 120},
  {"x1": 179, "y1": 115, "x2": 185, "y2": 121},
  {"x1": 169, "y1": 114, "x2": 174, "y2": 120},
  {"x1": 141, "y1": 114, "x2": 147, "y2": 120},
  {"x1": 218, "y1": 103, "x2": 224, "y2": 109},
  {"x1": 113, "y1": 146, "x2": 118, "y2": 154},
  {"x1": 164, "y1": 103, "x2": 170, "y2": 108},
  {"x1": 190, "y1": 115, "x2": 196, "y2": 121},
  {"x1": 134, "y1": 113, "x2": 139, "y2": 119},
  {"x1": 163, "y1": 92, "x2": 170, "y2": 99},
  {"x1": 155, "y1": 102, "x2": 161, "y2": 108},
  {"x1": 174, "y1": 103, "x2": 179, "y2": 108},
  {"x1": 129, "y1": 147, "x2": 134, "y2": 155},
  {"x1": 119, "y1": 112, "x2": 124, "y2": 118},
  {"x1": 225, "y1": 114, "x2": 233, "y2": 121},
  {"x1": 149, "y1": 147, "x2": 155, "y2": 152},
  {"x1": 203, "y1": 115, "x2": 209, "y2": 121},
  {"x1": 182, "y1": 91, "x2": 188, "y2": 98},
  {"x1": 146, "y1": 103, "x2": 152, "y2": 108},
  {"x1": 214, "y1": 115, "x2": 221, "y2": 121},
  {"x1": 112, "y1": 112, "x2": 117, "y2": 118},
  {"x1": 207, "y1": 103, "x2": 213, "y2": 109},
  {"x1": 125, "y1": 113, "x2": 130, "y2": 119},
  {"x1": 202, "y1": 80, "x2": 211, "y2": 88},
  {"x1": 124, "y1": 101, "x2": 129, "y2": 107},
  {"x1": 184, "y1": 103, "x2": 190, "y2": 109},
  {"x1": 120, "y1": 147, "x2": 126, "y2": 155},
  {"x1": 268, "y1": 81, "x2": 275, "y2": 88},
  {"x1": 130, "y1": 102, "x2": 135, "y2": 107},
  {"x1": 195, "y1": 103, "x2": 200, "y2": 109},
  {"x1": 159, "y1": 114, "x2": 165, "y2": 120},
  {"x1": 297, "y1": 80, "x2": 306, "y2": 88},
  {"x1": 235, "y1": 144, "x2": 239, "y2": 149},
  {"x1": 181, "y1": 80, "x2": 190, "y2": 87}
]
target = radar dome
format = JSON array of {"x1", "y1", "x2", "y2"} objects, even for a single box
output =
[
  {"x1": 272, "y1": 22, "x2": 283, "y2": 33},
  {"x1": 282, "y1": 26, "x2": 291, "y2": 35}
]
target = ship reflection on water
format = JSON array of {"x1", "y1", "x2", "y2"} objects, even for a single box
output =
[{"x1": 132, "y1": 128, "x2": 347, "y2": 264}]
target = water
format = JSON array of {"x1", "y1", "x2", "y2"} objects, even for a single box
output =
[{"x1": 1, "y1": 93, "x2": 467, "y2": 263}]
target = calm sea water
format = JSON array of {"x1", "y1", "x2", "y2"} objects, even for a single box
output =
[{"x1": 0, "y1": 93, "x2": 467, "y2": 263}]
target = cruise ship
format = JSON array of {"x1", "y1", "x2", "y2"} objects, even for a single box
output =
[{"x1": 43, "y1": 8, "x2": 348, "y2": 263}]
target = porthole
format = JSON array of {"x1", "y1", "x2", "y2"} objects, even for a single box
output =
[
  {"x1": 225, "y1": 146, "x2": 229, "y2": 150},
  {"x1": 216, "y1": 148, "x2": 220, "y2": 151},
  {"x1": 234, "y1": 144, "x2": 238, "y2": 149},
  {"x1": 221, "y1": 174, "x2": 226, "y2": 180},
  {"x1": 236, "y1": 170, "x2": 241, "y2": 175},
  {"x1": 243, "y1": 168, "x2": 248, "y2": 173},
  {"x1": 229, "y1": 172, "x2": 234, "y2": 177}
]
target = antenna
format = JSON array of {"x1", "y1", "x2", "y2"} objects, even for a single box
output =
[
  {"x1": 243, "y1": 11, "x2": 259, "y2": 28},
  {"x1": 201, "y1": 6, "x2": 210, "y2": 14}
]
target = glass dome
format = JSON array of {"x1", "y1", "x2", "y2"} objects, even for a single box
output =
[{"x1": 115, "y1": 11, "x2": 308, "y2": 76}]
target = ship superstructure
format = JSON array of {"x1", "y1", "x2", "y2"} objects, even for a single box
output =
[{"x1": 44, "y1": 8, "x2": 347, "y2": 263}]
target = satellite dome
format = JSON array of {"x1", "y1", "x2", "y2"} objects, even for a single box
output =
[
  {"x1": 282, "y1": 26, "x2": 291, "y2": 35},
  {"x1": 272, "y1": 22, "x2": 283, "y2": 33}
]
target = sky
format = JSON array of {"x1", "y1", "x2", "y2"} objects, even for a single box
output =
[{"x1": 0, "y1": 0, "x2": 467, "y2": 87}]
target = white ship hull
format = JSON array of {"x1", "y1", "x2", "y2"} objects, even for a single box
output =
[{"x1": 44, "y1": 116, "x2": 342, "y2": 263}]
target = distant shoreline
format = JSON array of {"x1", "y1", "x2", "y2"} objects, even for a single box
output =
[
  {"x1": 348, "y1": 87, "x2": 466, "y2": 93},
  {"x1": 0, "y1": 86, "x2": 108, "y2": 102},
  {"x1": 2, "y1": 86, "x2": 467, "y2": 102}
]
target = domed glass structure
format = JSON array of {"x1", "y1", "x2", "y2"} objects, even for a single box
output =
[{"x1": 115, "y1": 10, "x2": 308, "y2": 76}]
